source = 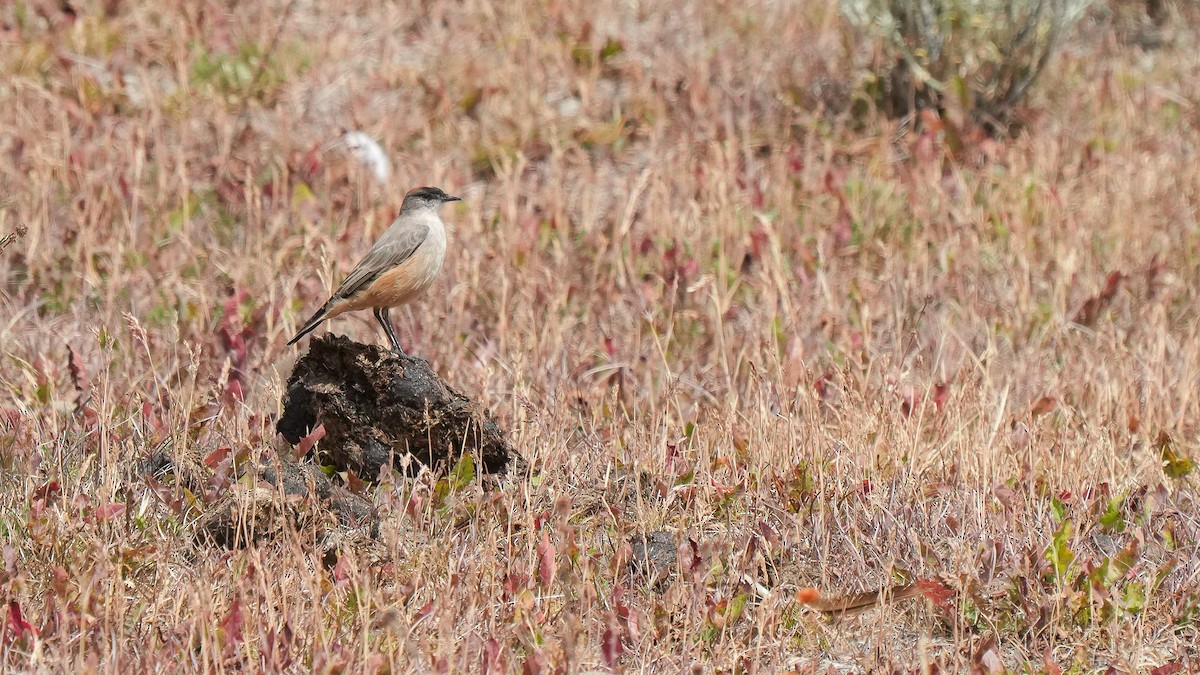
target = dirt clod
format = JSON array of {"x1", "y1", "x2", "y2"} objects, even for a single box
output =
[
  {"x1": 630, "y1": 531, "x2": 678, "y2": 587},
  {"x1": 277, "y1": 333, "x2": 512, "y2": 479}
]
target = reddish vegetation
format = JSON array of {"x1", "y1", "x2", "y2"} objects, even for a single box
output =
[{"x1": 1, "y1": 0, "x2": 1198, "y2": 671}]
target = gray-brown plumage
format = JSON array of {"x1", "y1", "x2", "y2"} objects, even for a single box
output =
[{"x1": 288, "y1": 186, "x2": 461, "y2": 355}]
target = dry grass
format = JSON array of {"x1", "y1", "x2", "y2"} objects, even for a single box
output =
[{"x1": 2, "y1": 0, "x2": 1199, "y2": 671}]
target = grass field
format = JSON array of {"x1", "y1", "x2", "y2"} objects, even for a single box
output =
[{"x1": 2, "y1": 0, "x2": 1199, "y2": 671}]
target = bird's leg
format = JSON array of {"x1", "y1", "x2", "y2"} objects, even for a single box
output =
[{"x1": 374, "y1": 307, "x2": 406, "y2": 356}]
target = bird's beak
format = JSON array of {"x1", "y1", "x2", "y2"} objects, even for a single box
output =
[{"x1": 446, "y1": 195, "x2": 463, "y2": 202}]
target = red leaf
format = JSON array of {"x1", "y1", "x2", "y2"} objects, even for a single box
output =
[
  {"x1": 601, "y1": 614, "x2": 623, "y2": 669},
  {"x1": 1145, "y1": 254, "x2": 1166, "y2": 300},
  {"x1": 899, "y1": 386, "x2": 921, "y2": 417},
  {"x1": 67, "y1": 345, "x2": 90, "y2": 409},
  {"x1": 203, "y1": 447, "x2": 232, "y2": 468},
  {"x1": 301, "y1": 142, "x2": 322, "y2": 176},
  {"x1": 206, "y1": 452, "x2": 234, "y2": 502},
  {"x1": 1071, "y1": 271, "x2": 1126, "y2": 327},
  {"x1": 813, "y1": 371, "x2": 833, "y2": 399},
  {"x1": 412, "y1": 601, "x2": 434, "y2": 623},
  {"x1": 224, "y1": 378, "x2": 246, "y2": 402},
  {"x1": 145, "y1": 474, "x2": 183, "y2": 515},
  {"x1": 405, "y1": 490, "x2": 426, "y2": 520},
  {"x1": 3, "y1": 545, "x2": 17, "y2": 578},
  {"x1": 220, "y1": 600, "x2": 244, "y2": 648},
  {"x1": 823, "y1": 168, "x2": 844, "y2": 194},
  {"x1": 915, "y1": 579, "x2": 955, "y2": 612},
  {"x1": 95, "y1": 503, "x2": 125, "y2": 522},
  {"x1": 537, "y1": 528, "x2": 556, "y2": 588},
  {"x1": 681, "y1": 257, "x2": 699, "y2": 277},
  {"x1": 51, "y1": 567, "x2": 70, "y2": 597},
  {"x1": 6, "y1": 601, "x2": 36, "y2": 639},
  {"x1": 293, "y1": 424, "x2": 325, "y2": 460},
  {"x1": 1101, "y1": 269, "x2": 1125, "y2": 296},
  {"x1": 80, "y1": 405, "x2": 100, "y2": 429},
  {"x1": 345, "y1": 470, "x2": 367, "y2": 495},
  {"x1": 832, "y1": 205, "x2": 852, "y2": 248},
  {"x1": 678, "y1": 538, "x2": 702, "y2": 582},
  {"x1": 502, "y1": 572, "x2": 528, "y2": 598},
  {"x1": 992, "y1": 485, "x2": 1018, "y2": 513},
  {"x1": 1150, "y1": 664, "x2": 1184, "y2": 675},
  {"x1": 749, "y1": 227, "x2": 768, "y2": 261},
  {"x1": 932, "y1": 381, "x2": 950, "y2": 411},
  {"x1": 972, "y1": 634, "x2": 1003, "y2": 673},
  {"x1": 264, "y1": 623, "x2": 295, "y2": 670},
  {"x1": 624, "y1": 606, "x2": 640, "y2": 643},
  {"x1": 1030, "y1": 396, "x2": 1058, "y2": 417},
  {"x1": 664, "y1": 440, "x2": 681, "y2": 476},
  {"x1": 787, "y1": 145, "x2": 804, "y2": 174},
  {"x1": 858, "y1": 479, "x2": 874, "y2": 497},
  {"x1": 33, "y1": 480, "x2": 61, "y2": 504},
  {"x1": 482, "y1": 638, "x2": 505, "y2": 674},
  {"x1": 141, "y1": 402, "x2": 165, "y2": 434},
  {"x1": 522, "y1": 649, "x2": 548, "y2": 675},
  {"x1": 1043, "y1": 647, "x2": 1063, "y2": 675},
  {"x1": 796, "y1": 587, "x2": 821, "y2": 605},
  {"x1": 333, "y1": 553, "x2": 352, "y2": 587}
]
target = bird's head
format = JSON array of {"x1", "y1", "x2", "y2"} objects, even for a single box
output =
[{"x1": 401, "y1": 186, "x2": 462, "y2": 212}]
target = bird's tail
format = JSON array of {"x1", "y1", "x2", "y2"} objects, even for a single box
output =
[{"x1": 287, "y1": 302, "x2": 332, "y2": 346}]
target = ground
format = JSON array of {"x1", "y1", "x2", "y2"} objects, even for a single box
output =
[{"x1": 1, "y1": 0, "x2": 1199, "y2": 672}]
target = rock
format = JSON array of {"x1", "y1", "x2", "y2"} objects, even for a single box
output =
[
  {"x1": 276, "y1": 333, "x2": 512, "y2": 479},
  {"x1": 629, "y1": 531, "x2": 677, "y2": 587},
  {"x1": 194, "y1": 457, "x2": 377, "y2": 550}
]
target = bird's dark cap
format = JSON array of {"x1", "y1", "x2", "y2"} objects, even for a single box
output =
[{"x1": 405, "y1": 186, "x2": 462, "y2": 202}]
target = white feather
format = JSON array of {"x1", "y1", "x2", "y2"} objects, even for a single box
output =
[{"x1": 341, "y1": 131, "x2": 392, "y2": 184}]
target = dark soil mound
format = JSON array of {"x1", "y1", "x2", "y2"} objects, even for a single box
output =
[{"x1": 277, "y1": 333, "x2": 511, "y2": 479}]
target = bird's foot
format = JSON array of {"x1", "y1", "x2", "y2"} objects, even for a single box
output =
[{"x1": 389, "y1": 345, "x2": 428, "y2": 364}]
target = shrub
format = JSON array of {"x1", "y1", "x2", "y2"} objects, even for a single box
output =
[{"x1": 841, "y1": 0, "x2": 1093, "y2": 132}]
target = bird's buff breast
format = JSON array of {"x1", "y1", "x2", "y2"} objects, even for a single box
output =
[{"x1": 341, "y1": 232, "x2": 446, "y2": 311}]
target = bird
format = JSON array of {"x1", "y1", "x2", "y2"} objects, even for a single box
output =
[{"x1": 287, "y1": 186, "x2": 461, "y2": 355}]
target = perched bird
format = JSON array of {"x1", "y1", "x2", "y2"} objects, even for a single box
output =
[{"x1": 288, "y1": 186, "x2": 461, "y2": 355}]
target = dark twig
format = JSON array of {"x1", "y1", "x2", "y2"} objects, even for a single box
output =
[{"x1": 0, "y1": 224, "x2": 28, "y2": 254}]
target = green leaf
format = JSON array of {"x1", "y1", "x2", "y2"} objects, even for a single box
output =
[
  {"x1": 599, "y1": 38, "x2": 624, "y2": 62},
  {"x1": 1091, "y1": 556, "x2": 1111, "y2": 587},
  {"x1": 449, "y1": 454, "x2": 476, "y2": 491},
  {"x1": 1050, "y1": 494, "x2": 1068, "y2": 521},
  {"x1": 1110, "y1": 542, "x2": 1138, "y2": 581},
  {"x1": 1098, "y1": 497, "x2": 1125, "y2": 532},
  {"x1": 1122, "y1": 582, "x2": 1145, "y2": 614},
  {"x1": 290, "y1": 182, "x2": 315, "y2": 209},
  {"x1": 432, "y1": 478, "x2": 450, "y2": 505},
  {"x1": 1151, "y1": 558, "x2": 1177, "y2": 595},
  {"x1": 1045, "y1": 519, "x2": 1075, "y2": 577},
  {"x1": 1157, "y1": 431, "x2": 1194, "y2": 479},
  {"x1": 1162, "y1": 446, "x2": 1194, "y2": 479},
  {"x1": 725, "y1": 592, "x2": 749, "y2": 624}
]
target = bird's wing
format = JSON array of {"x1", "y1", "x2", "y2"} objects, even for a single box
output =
[{"x1": 334, "y1": 221, "x2": 430, "y2": 300}]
